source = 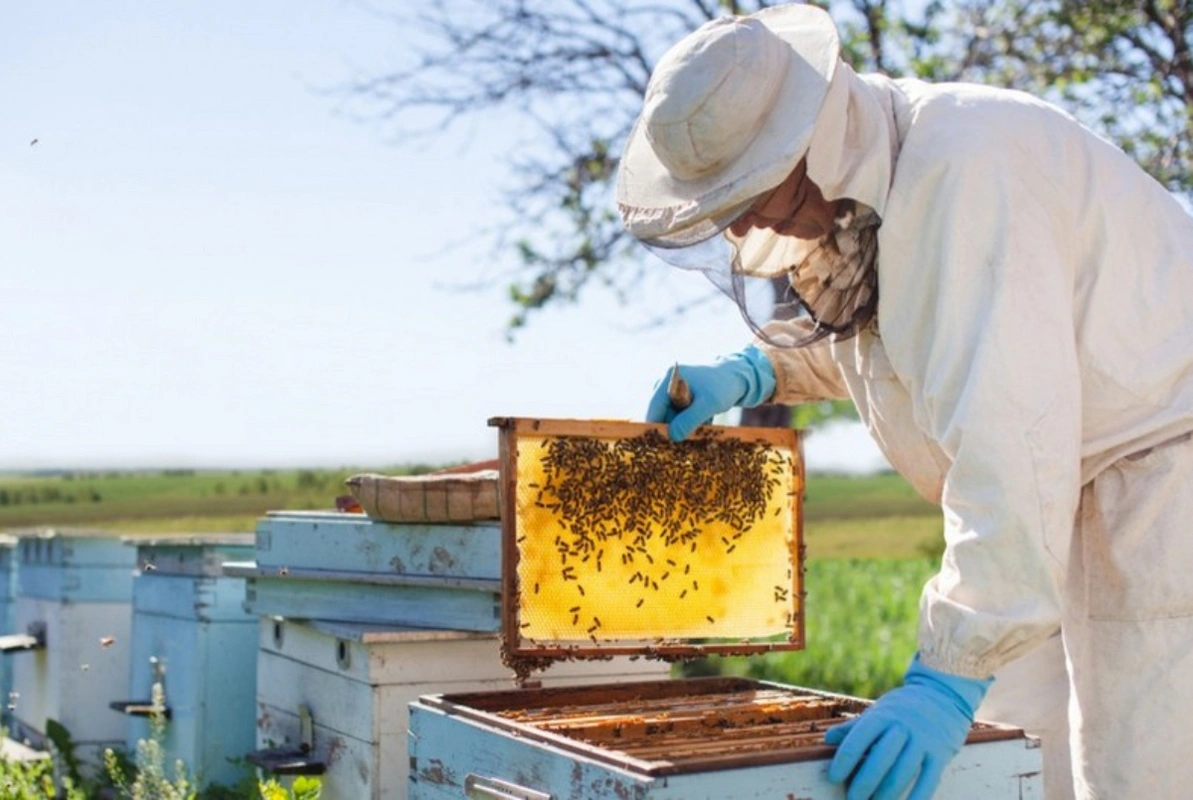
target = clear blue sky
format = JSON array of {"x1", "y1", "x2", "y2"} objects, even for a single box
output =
[{"x1": 1, "y1": 1, "x2": 887, "y2": 473}]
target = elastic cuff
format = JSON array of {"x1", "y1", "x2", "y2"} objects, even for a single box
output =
[
  {"x1": 916, "y1": 648, "x2": 1001, "y2": 682},
  {"x1": 734, "y1": 344, "x2": 777, "y2": 408},
  {"x1": 907, "y1": 653, "x2": 993, "y2": 715}
]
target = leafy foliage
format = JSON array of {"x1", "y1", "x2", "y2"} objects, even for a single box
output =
[
  {"x1": 943, "y1": 0, "x2": 1193, "y2": 197},
  {"x1": 43, "y1": 720, "x2": 84, "y2": 791},
  {"x1": 105, "y1": 683, "x2": 195, "y2": 800},
  {"x1": 258, "y1": 777, "x2": 322, "y2": 800},
  {"x1": 0, "y1": 740, "x2": 85, "y2": 800},
  {"x1": 353, "y1": 0, "x2": 1193, "y2": 349},
  {"x1": 101, "y1": 682, "x2": 324, "y2": 799},
  {"x1": 348, "y1": 1, "x2": 936, "y2": 334},
  {"x1": 791, "y1": 399, "x2": 860, "y2": 430}
]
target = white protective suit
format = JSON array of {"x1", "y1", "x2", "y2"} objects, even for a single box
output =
[{"x1": 755, "y1": 63, "x2": 1193, "y2": 799}]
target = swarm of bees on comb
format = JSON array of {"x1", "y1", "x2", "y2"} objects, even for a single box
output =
[{"x1": 504, "y1": 426, "x2": 801, "y2": 678}]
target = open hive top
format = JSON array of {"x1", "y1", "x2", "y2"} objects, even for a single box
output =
[
  {"x1": 424, "y1": 677, "x2": 855, "y2": 775},
  {"x1": 421, "y1": 677, "x2": 1027, "y2": 776},
  {"x1": 490, "y1": 417, "x2": 805, "y2": 672}
]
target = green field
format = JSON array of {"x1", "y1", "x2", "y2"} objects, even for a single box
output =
[
  {"x1": 0, "y1": 467, "x2": 945, "y2": 698},
  {"x1": 0, "y1": 466, "x2": 439, "y2": 534},
  {"x1": 0, "y1": 467, "x2": 940, "y2": 553}
]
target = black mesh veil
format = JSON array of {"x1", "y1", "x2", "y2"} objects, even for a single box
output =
[{"x1": 643, "y1": 199, "x2": 881, "y2": 347}]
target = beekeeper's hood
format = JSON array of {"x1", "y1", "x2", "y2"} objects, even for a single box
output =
[{"x1": 616, "y1": 4, "x2": 896, "y2": 336}]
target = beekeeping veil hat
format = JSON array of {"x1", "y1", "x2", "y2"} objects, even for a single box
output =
[
  {"x1": 616, "y1": 4, "x2": 841, "y2": 248},
  {"x1": 617, "y1": 5, "x2": 896, "y2": 343}
]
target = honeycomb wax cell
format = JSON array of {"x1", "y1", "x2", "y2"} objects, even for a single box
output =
[{"x1": 512, "y1": 428, "x2": 801, "y2": 643}]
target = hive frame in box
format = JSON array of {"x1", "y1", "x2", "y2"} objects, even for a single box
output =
[
  {"x1": 490, "y1": 417, "x2": 806, "y2": 664},
  {"x1": 408, "y1": 677, "x2": 1043, "y2": 800},
  {"x1": 416, "y1": 676, "x2": 1029, "y2": 777}
]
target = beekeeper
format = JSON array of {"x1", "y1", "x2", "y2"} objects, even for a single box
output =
[{"x1": 617, "y1": 4, "x2": 1193, "y2": 800}]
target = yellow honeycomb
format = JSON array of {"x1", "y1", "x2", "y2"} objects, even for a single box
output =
[{"x1": 509, "y1": 425, "x2": 802, "y2": 646}]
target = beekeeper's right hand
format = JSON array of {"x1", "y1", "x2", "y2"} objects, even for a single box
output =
[{"x1": 645, "y1": 345, "x2": 776, "y2": 441}]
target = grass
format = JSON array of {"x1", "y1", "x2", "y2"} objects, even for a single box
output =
[
  {"x1": 803, "y1": 471, "x2": 937, "y2": 520},
  {"x1": 805, "y1": 515, "x2": 941, "y2": 559}
]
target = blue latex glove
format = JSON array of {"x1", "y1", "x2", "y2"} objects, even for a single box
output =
[
  {"x1": 645, "y1": 345, "x2": 776, "y2": 441},
  {"x1": 824, "y1": 655, "x2": 993, "y2": 800}
]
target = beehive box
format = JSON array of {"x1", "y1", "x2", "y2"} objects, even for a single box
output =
[
  {"x1": 3, "y1": 529, "x2": 136, "y2": 766},
  {"x1": 115, "y1": 535, "x2": 257, "y2": 790},
  {"x1": 408, "y1": 678, "x2": 1043, "y2": 799},
  {"x1": 224, "y1": 511, "x2": 501, "y2": 631},
  {"x1": 254, "y1": 618, "x2": 670, "y2": 800}
]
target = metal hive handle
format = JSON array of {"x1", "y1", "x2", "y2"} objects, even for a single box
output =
[{"x1": 465, "y1": 774, "x2": 552, "y2": 800}]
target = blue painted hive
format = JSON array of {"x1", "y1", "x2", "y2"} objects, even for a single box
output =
[
  {"x1": 114, "y1": 534, "x2": 257, "y2": 791},
  {"x1": 224, "y1": 510, "x2": 502, "y2": 631},
  {"x1": 2, "y1": 528, "x2": 136, "y2": 766}
]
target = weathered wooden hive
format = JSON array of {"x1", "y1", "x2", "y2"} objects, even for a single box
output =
[
  {"x1": 0, "y1": 528, "x2": 136, "y2": 766},
  {"x1": 405, "y1": 418, "x2": 1043, "y2": 800},
  {"x1": 112, "y1": 534, "x2": 257, "y2": 790}
]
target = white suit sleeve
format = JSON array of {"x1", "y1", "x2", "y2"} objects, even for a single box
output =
[
  {"x1": 880, "y1": 126, "x2": 1083, "y2": 679},
  {"x1": 753, "y1": 318, "x2": 851, "y2": 403}
]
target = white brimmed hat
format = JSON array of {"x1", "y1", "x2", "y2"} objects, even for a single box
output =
[{"x1": 616, "y1": 4, "x2": 840, "y2": 247}]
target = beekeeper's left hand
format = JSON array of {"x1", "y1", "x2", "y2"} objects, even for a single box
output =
[{"x1": 824, "y1": 655, "x2": 993, "y2": 800}]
